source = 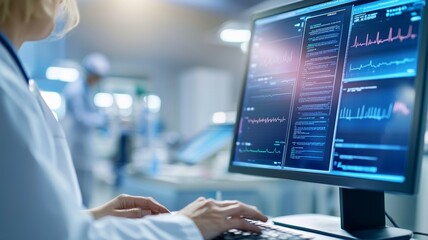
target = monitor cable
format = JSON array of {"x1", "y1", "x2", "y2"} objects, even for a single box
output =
[{"x1": 385, "y1": 211, "x2": 428, "y2": 237}]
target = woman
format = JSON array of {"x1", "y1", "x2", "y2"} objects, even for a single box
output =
[{"x1": 0, "y1": 0, "x2": 267, "y2": 239}]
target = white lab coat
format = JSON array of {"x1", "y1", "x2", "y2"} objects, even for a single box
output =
[{"x1": 0, "y1": 42, "x2": 203, "y2": 239}]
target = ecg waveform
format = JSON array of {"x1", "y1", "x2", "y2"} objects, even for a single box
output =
[
  {"x1": 251, "y1": 92, "x2": 291, "y2": 99},
  {"x1": 349, "y1": 58, "x2": 415, "y2": 72},
  {"x1": 239, "y1": 147, "x2": 282, "y2": 154},
  {"x1": 339, "y1": 101, "x2": 410, "y2": 121},
  {"x1": 260, "y1": 51, "x2": 294, "y2": 67},
  {"x1": 351, "y1": 25, "x2": 418, "y2": 49},
  {"x1": 246, "y1": 116, "x2": 287, "y2": 125}
]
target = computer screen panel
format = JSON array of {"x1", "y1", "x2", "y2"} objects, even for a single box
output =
[
  {"x1": 175, "y1": 124, "x2": 234, "y2": 164},
  {"x1": 229, "y1": 0, "x2": 428, "y2": 194}
]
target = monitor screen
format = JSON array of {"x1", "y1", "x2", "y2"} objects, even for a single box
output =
[
  {"x1": 175, "y1": 124, "x2": 234, "y2": 164},
  {"x1": 229, "y1": 0, "x2": 428, "y2": 193}
]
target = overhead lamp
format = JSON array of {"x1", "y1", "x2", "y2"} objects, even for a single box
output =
[
  {"x1": 94, "y1": 92, "x2": 114, "y2": 108},
  {"x1": 114, "y1": 93, "x2": 133, "y2": 109},
  {"x1": 212, "y1": 112, "x2": 227, "y2": 124},
  {"x1": 220, "y1": 29, "x2": 251, "y2": 43},
  {"x1": 212, "y1": 111, "x2": 236, "y2": 124},
  {"x1": 46, "y1": 66, "x2": 79, "y2": 82},
  {"x1": 144, "y1": 95, "x2": 162, "y2": 113}
]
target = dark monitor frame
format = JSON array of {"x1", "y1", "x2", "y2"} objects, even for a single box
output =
[{"x1": 229, "y1": 0, "x2": 428, "y2": 195}]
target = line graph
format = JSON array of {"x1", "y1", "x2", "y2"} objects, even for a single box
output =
[
  {"x1": 350, "y1": 25, "x2": 417, "y2": 49},
  {"x1": 251, "y1": 92, "x2": 291, "y2": 99},
  {"x1": 339, "y1": 101, "x2": 410, "y2": 121},
  {"x1": 246, "y1": 116, "x2": 287, "y2": 125},
  {"x1": 239, "y1": 147, "x2": 282, "y2": 154},
  {"x1": 348, "y1": 58, "x2": 415, "y2": 72},
  {"x1": 259, "y1": 51, "x2": 294, "y2": 67}
]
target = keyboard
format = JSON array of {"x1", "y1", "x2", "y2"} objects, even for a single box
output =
[{"x1": 214, "y1": 219, "x2": 314, "y2": 240}]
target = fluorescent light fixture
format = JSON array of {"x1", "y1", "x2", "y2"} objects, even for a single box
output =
[
  {"x1": 220, "y1": 29, "x2": 251, "y2": 43},
  {"x1": 114, "y1": 93, "x2": 133, "y2": 109},
  {"x1": 144, "y1": 95, "x2": 162, "y2": 113},
  {"x1": 40, "y1": 91, "x2": 62, "y2": 110},
  {"x1": 212, "y1": 112, "x2": 227, "y2": 124},
  {"x1": 94, "y1": 93, "x2": 114, "y2": 108},
  {"x1": 46, "y1": 67, "x2": 79, "y2": 82},
  {"x1": 212, "y1": 111, "x2": 236, "y2": 124}
]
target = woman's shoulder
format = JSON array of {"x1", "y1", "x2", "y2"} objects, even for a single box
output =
[{"x1": 0, "y1": 47, "x2": 30, "y2": 93}]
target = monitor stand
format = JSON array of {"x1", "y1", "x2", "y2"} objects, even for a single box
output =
[{"x1": 272, "y1": 188, "x2": 413, "y2": 240}]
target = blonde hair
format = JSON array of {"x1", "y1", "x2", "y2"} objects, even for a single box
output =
[
  {"x1": 56, "y1": 0, "x2": 80, "y2": 37},
  {"x1": 0, "y1": 0, "x2": 80, "y2": 37}
]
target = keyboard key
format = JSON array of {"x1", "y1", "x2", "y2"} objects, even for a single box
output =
[{"x1": 214, "y1": 219, "x2": 311, "y2": 240}]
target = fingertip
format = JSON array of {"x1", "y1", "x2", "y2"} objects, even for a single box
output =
[
  {"x1": 249, "y1": 222, "x2": 263, "y2": 234},
  {"x1": 156, "y1": 209, "x2": 170, "y2": 214},
  {"x1": 261, "y1": 215, "x2": 269, "y2": 222},
  {"x1": 244, "y1": 222, "x2": 262, "y2": 234},
  {"x1": 255, "y1": 213, "x2": 268, "y2": 223},
  {"x1": 253, "y1": 226, "x2": 263, "y2": 234}
]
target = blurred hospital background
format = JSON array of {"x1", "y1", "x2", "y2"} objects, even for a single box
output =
[{"x1": 17, "y1": 0, "x2": 428, "y2": 236}]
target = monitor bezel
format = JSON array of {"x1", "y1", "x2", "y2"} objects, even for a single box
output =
[{"x1": 229, "y1": 0, "x2": 428, "y2": 194}]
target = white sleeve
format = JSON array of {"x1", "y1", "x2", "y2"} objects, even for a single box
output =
[
  {"x1": 90, "y1": 215, "x2": 203, "y2": 240},
  {"x1": 0, "y1": 74, "x2": 202, "y2": 240}
]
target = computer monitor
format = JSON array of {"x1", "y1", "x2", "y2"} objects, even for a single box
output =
[
  {"x1": 175, "y1": 123, "x2": 234, "y2": 164},
  {"x1": 229, "y1": 0, "x2": 428, "y2": 238}
]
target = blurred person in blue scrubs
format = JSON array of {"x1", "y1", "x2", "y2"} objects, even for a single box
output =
[
  {"x1": 62, "y1": 52, "x2": 110, "y2": 207},
  {"x1": 0, "y1": 0, "x2": 267, "y2": 239}
]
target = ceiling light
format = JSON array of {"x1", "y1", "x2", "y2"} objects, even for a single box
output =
[
  {"x1": 46, "y1": 67, "x2": 79, "y2": 82},
  {"x1": 94, "y1": 93, "x2": 114, "y2": 108},
  {"x1": 220, "y1": 29, "x2": 251, "y2": 43},
  {"x1": 114, "y1": 93, "x2": 133, "y2": 109},
  {"x1": 144, "y1": 95, "x2": 162, "y2": 113}
]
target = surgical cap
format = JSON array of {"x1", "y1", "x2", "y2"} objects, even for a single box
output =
[{"x1": 82, "y1": 53, "x2": 110, "y2": 76}]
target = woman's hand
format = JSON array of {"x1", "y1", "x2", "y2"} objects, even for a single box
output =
[
  {"x1": 89, "y1": 194, "x2": 170, "y2": 220},
  {"x1": 178, "y1": 197, "x2": 268, "y2": 240}
]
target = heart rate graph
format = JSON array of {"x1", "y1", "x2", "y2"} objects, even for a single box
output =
[
  {"x1": 245, "y1": 116, "x2": 287, "y2": 125},
  {"x1": 259, "y1": 51, "x2": 294, "y2": 67},
  {"x1": 250, "y1": 35, "x2": 303, "y2": 76},
  {"x1": 238, "y1": 147, "x2": 282, "y2": 154},
  {"x1": 339, "y1": 101, "x2": 410, "y2": 121},
  {"x1": 350, "y1": 25, "x2": 417, "y2": 49},
  {"x1": 345, "y1": 10, "x2": 421, "y2": 81},
  {"x1": 349, "y1": 58, "x2": 415, "y2": 72},
  {"x1": 346, "y1": 57, "x2": 416, "y2": 80},
  {"x1": 251, "y1": 92, "x2": 291, "y2": 100}
]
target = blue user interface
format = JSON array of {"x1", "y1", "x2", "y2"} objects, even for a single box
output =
[{"x1": 232, "y1": 0, "x2": 426, "y2": 182}]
